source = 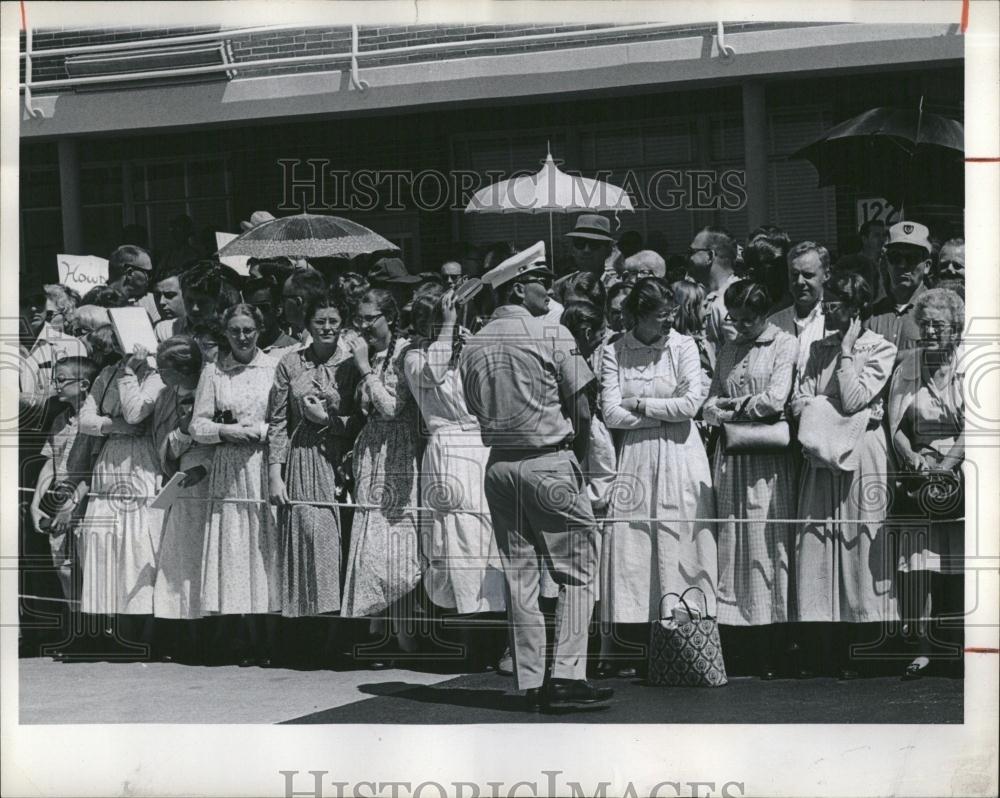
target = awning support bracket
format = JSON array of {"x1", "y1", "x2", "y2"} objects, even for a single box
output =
[
  {"x1": 350, "y1": 25, "x2": 370, "y2": 93},
  {"x1": 717, "y1": 21, "x2": 736, "y2": 62}
]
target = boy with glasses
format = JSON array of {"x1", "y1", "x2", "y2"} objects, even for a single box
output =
[{"x1": 29, "y1": 356, "x2": 100, "y2": 618}]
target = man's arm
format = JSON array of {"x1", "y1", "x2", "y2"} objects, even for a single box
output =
[{"x1": 562, "y1": 387, "x2": 592, "y2": 464}]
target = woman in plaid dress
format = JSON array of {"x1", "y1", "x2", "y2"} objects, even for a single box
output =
[{"x1": 703, "y1": 281, "x2": 798, "y2": 678}]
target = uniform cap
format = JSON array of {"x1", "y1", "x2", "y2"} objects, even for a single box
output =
[
  {"x1": 886, "y1": 221, "x2": 931, "y2": 254},
  {"x1": 481, "y1": 241, "x2": 553, "y2": 288}
]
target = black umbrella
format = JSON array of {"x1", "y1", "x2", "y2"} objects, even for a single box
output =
[{"x1": 792, "y1": 104, "x2": 964, "y2": 209}]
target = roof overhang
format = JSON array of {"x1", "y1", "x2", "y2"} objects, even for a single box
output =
[{"x1": 21, "y1": 23, "x2": 963, "y2": 140}]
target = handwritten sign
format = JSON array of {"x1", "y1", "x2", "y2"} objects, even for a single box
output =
[
  {"x1": 856, "y1": 198, "x2": 900, "y2": 228},
  {"x1": 57, "y1": 254, "x2": 108, "y2": 295},
  {"x1": 215, "y1": 232, "x2": 250, "y2": 276}
]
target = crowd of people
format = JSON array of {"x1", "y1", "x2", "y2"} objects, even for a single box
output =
[{"x1": 17, "y1": 209, "x2": 965, "y2": 708}]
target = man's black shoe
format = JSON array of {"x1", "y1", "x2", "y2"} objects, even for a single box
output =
[{"x1": 544, "y1": 679, "x2": 614, "y2": 708}]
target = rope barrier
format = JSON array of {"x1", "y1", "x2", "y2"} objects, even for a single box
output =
[{"x1": 16, "y1": 486, "x2": 961, "y2": 524}]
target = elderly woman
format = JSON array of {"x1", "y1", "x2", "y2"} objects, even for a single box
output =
[
  {"x1": 888, "y1": 288, "x2": 965, "y2": 680},
  {"x1": 600, "y1": 277, "x2": 717, "y2": 677},
  {"x1": 152, "y1": 336, "x2": 210, "y2": 660},
  {"x1": 791, "y1": 272, "x2": 898, "y2": 679},
  {"x1": 703, "y1": 281, "x2": 798, "y2": 678}
]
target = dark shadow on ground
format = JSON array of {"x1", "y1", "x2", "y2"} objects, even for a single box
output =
[{"x1": 281, "y1": 671, "x2": 963, "y2": 725}]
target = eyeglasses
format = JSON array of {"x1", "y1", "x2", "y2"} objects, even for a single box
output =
[
  {"x1": 572, "y1": 239, "x2": 606, "y2": 252},
  {"x1": 356, "y1": 312, "x2": 385, "y2": 325},
  {"x1": 626, "y1": 268, "x2": 656, "y2": 280},
  {"x1": 919, "y1": 320, "x2": 954, "y2": 333},
  {"x1": 688, "y1": 247, "x2": 714, "y2": 259},
  {"x1": 938, "y1": 260, "x2": 964, "y2": 272},
  {"x1": 52, "y1": 376, "x2": 83, "y2": 387},
  {"x1": 820, "y1": 300, "x2": 846, "y2": 312}
]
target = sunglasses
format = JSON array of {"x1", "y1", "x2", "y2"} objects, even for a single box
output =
[
  {"x1": 886, "y1": 250, "x2": 926, "y2": 270},
  {"x1": 572, "y1": 239, "x2": 606, "y2": 252},
  {"x1": 517, "y1": 276, "x2": 552, "y2": 289}
]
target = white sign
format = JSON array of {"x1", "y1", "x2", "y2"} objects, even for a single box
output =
[
  {"x1": 107, "y1": 306, "x2": 159, "y2": 356},
  {"x1": 215, "y1": 231, "x2": 250, "y2": 276},
  {"x1": 57, "y1": 254, "x2": 108, "y2": 295},
  {"x1": 856, "y1": 198, "x2": 900, "y2": 228}
]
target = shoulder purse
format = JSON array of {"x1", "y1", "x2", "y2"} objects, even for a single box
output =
[
  {"x1": 721, "y1": 396, "x2": 791, "y2": 455},
  {"x1": 798, "y1": 395, "x2": 870, "y2": 472}
]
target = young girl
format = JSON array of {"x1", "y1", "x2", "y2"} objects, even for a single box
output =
[
  {"x1": 151, "y1": 335, "x2": 210, "y2": 661},
  {"x1": 342, "y1": 288, "x2": 422, "y2": 667}
]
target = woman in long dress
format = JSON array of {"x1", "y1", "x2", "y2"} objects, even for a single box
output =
[
  {"x1": 76, "y1": 335, "x2": 165, "y2": 657},
  {"x1": 791, "y1": 271, "x2": 898, "y2": 679},
  {"x1": 267, "y1": 290, "x2": 360, "y2": 660},
  {"x1": 888, "y1": 287, "x2": 965, "y2": 679},
  {"x1": 702, "y1": 280, "x2": 798, "y2": 678},
  {"x1": 190, "y1": 303, "x2": 279, "y2": 666},
  {"x1": 600, "y1": 277, "x2": 717, "y2": 676},
  {"x1": 403, "y1": 286, "x2": 507, "y2": 669},
  {"x1": 151, "y1": 335, "x2": 211, "y2": 661},
  {"x1": 342, "y1": 288, "x2": 422, "y2": 666}
]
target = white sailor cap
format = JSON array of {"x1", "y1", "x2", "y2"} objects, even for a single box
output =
[{"x1": 481, "y1": 241, "x2": 554, "y2": 288}]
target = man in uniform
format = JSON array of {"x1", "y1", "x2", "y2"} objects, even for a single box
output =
[
  {"x1": 868, "y1": 221, "x2": 932, "y2": 359},
  {"x1": 460, "y1": 241, "x2": 613, "y2": 713}
]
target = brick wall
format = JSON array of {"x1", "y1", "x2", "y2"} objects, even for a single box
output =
[{"x1": 22, "y1": 22, "x2": 800, "y2": 85}]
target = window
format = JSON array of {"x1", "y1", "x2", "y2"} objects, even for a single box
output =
[{"x1": 131, "y1": 156, "x2": 234, "y2": 257}]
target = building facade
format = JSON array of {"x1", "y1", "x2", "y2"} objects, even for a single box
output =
[{"x1": 19, "y1": 22, "x2": 963, "y2": 283}]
